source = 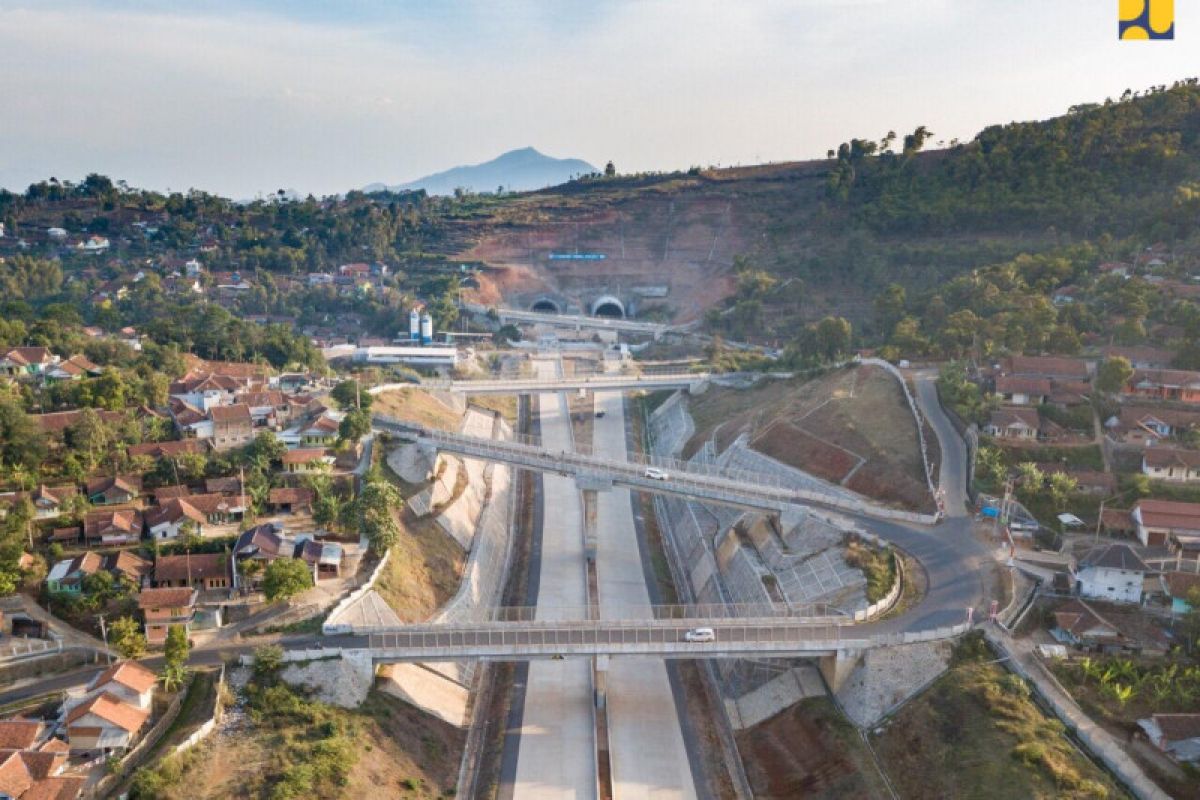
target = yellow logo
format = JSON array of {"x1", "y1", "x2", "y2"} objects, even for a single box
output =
[{"x1": 1120, "y1": 0, "x2": 1174, "y2": 39}]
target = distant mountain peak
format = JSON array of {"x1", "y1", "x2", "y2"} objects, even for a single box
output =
[{"x1": 366, "y1": 148, "x2": 597, "y2": 196}]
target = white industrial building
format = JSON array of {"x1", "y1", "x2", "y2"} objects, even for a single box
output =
[{"x1": 352, "y1": 345, "x2": 459, "y2": 367}]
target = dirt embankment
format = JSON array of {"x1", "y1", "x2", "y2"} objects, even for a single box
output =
[
  {"x1": 684, "y1": 366, "x2": 934, "y2": 512},
  {"x1": 735, "y1": 698, "x2": 891, "y2": 800}
]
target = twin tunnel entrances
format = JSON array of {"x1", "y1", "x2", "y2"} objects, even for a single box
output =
[{"x1": 528, "y1": 295, "x2": 626, "y2": 319}]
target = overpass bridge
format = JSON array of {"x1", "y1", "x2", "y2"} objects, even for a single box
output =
[
  {"x1": 373, "y1": 414, "x2": 935, "y2": 523},
  {"x1": 374, "y1": 413, "x2": 793, "y2": 514},
  {"x1": 369, "y1": 372, "x2": 707, "y2": 396},
  {"x1": 357, "y1": 614, "x2": 972, "y2": 690}
]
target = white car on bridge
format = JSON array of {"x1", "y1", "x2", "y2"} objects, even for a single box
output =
[
  {"x1": 683, "y1": 627, "x2": 715, "y2": 643},
  {"x1": 643, "y1": 467, "x2": 670, "y2": 481}
]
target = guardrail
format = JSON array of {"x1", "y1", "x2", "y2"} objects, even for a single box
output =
[{"x1": 0, "y1": 637, "x2": 63, "y2": 662}]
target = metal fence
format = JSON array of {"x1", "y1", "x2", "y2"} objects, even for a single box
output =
[
  {"x1": 429, "y1": 602, "x2": 846, "y2": 624},
  {"x1": 366, "y1": 620, "x2": 975, "y2": 655}
]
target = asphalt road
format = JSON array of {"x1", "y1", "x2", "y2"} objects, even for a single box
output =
[{"x1": 913, "y1": 372, "x2": 970, "y2": 517}]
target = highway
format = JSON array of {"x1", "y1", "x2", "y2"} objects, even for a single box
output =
[
  {"x1": 593, "y1": 390, "x2": 697, "y2": 799},
  {"x1": 510, "y1": 362, "x2": 597, "y2": 799}
]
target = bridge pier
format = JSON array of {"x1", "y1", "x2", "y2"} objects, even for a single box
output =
[{"x1": 818, "y1": 648, "x2": 863, "y2": 693}]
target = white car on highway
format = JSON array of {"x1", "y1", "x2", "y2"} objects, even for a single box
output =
[
  {"x1": 683, "y1": 627, "x2": 715, "y2": 643},
  {"x1": 643, "y1": 467, "x2": 670, "y2": 481}
]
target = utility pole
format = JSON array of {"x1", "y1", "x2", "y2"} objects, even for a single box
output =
[{"x1": 97, "y1": 614, "x2": 112, "y2": 665}]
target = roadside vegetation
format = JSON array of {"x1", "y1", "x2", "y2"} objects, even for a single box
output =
[
  {"x1": 872, "y1": 633, "x2": 1126, "y2": 799},
  {"x1": 843, "y1": 536, "x2": 896, "y2": 603},
  {"x1": 129, "y1": 647, "x2": 463, "y2": 800}
]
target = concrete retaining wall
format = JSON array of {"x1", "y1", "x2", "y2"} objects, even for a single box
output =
[{"x1": 172, "y1": 666, "x2": 226, "y2": 757}]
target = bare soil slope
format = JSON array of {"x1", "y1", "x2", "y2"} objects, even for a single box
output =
[{"x1": 735, "y1": 697, "x2": 890, "y2": 800}]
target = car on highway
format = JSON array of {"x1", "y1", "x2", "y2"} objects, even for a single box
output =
[
  {"x1": 683, "y1": 627, "x2": 715, "y2": 643},
  {"x1": 595, "y1": 411, "x2": 606, "y2": 418},
  {"x1": 643, "y1": 467, "x2": 670, "y2": 480}
]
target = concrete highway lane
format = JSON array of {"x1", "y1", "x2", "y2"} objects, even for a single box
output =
[
  {"x1": 593, "y1": 390, "x2": 697, "y2": 800},
  {"x1": 511, "y1": 364, "x2": 597, "y2": 799}
]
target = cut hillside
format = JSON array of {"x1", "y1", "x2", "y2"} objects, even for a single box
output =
[
  {"x1": 683, "y1": 366, "x2": 933, "y2": 511},
  {"x1": 448, "y1": 82, "x2": 1200, "y2": 339},
  {"x1": 736, "y1": 697, "x2": 890, "y2": 800}
]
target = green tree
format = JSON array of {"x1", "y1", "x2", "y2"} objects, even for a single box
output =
[
  {"x1": 356, "y1": 477, "x2": 404, "y2": 555},
  {"x1": 0, "y1": 395, "x2": 45, "y2": 471},
  {"x1": 253, "y1": 643, "x2": 284, "y2": 678},
  {"x1": 812, "y1": 316, "x2": 853, "y2": 362},
  {"x1": 330, "y1": 380, "x2": 372, "y2": 412},
  {"x1": 1095, "y1": 356, "x2": 1134, "y2": 394},
  {"x1": 262, "y1": 558, "x2": 313, "y2": 602},
  {"x1": 248, "y1": 430, "x2": 287, "y2": 466},
  {"x1": 313, "y1": 493, "x2": 343, "y2": 531},
  {"x1": 109, "y1": 616, "x2": 147, "y2": 659},
  {"x1": 338, "y1": 409, "x2": 371, "y2": 443},
  {"x1": 874, "y1": 283, "x2": 907, "y2": 336}
]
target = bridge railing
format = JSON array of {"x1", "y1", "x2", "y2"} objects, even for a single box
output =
[
  {"x1": 423, "y1": 602, "x2": 847, "y2": 624},
  {"x1": 366, "y1": 621, "x2": 861, "y2": 651}
]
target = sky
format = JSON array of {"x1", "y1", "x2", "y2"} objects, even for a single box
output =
[{"x1": 0, "y1": 0, "x2": 1196, "y2": 199}]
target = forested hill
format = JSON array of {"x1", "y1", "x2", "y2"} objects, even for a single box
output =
[
  {"x1": 2, "y1": 79, "x2": 1200, "y2": 359},
  {"x1": 824, "y1": 79, "x2": 1200, "y2": 240}
]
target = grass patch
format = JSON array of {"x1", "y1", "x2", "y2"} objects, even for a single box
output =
[
  {"x1": 260, "y1": 616, "x2": 325, "y2": 636},
  {"x1": 999, "y1": 443, "x2": 1105, "y2": 472},
  {"x1": 872, "y1": 633, "x2": 1127, "y2": 799},
  {"x1": 129, "y1": 666, "x2": 463, "y2": 800},
  {"x1": 373, "y1": 509, "x2": 465, "y2": 622},
  {"x1": 468, "y1": 394, "x2": 517, "y2": 424},
  {"x1": 843, "y1": 536, "x2": 896, "y2": 604},
  {"x1": 372, "y1": 388, "x2": 462, "y2": 431}
]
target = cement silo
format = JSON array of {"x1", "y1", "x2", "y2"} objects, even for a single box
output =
[{"x1": 420, "y1": 313, "x2": 433, "y2": 344}]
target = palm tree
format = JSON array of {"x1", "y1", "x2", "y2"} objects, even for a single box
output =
[
  {"x1": 159, "y1": 662, "x2": 188, "y2": 692},
  {"x1": 1078, "y1": 657, "x2": 1101, "y2": 684},
  {"x1": 1111, "y1": 658, "x2": 1139, "y2": 684},
  {"x1": 1106, "y1": 682, "x2": 1135, "y2": 707}
]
